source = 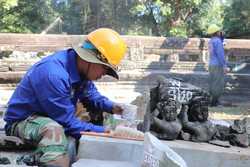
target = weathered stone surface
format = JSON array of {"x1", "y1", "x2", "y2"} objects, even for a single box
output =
[
  {"x1": 78, "y1": 135, "x2": 250, "y2": 167},
  {"x1": 73, "y1": 159, "x2": 136, "y2": 167},
  {"x1": 0, "y1": 34, "x2": 249, "y2": 96}
]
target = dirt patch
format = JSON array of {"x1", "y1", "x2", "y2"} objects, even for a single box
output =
[{"x1": 209, "y1": 104, "x2": 250, "y2": 120}]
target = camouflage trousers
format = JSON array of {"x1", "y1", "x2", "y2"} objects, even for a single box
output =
[{"x1": 7, "y1": 115, "x2": 69, "y2": 164}]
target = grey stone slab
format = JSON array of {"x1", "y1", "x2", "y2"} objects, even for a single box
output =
[
  {"x1": 0, "y1": 165, "x2": 35, "y2": 167},
  {"x1": 78, "y1": 136, "x2": 143, "y2": 166},
  {"x1": 72, "y1": 159, "x2": 136, "y2": 167},
  {"x1": 78, "y1": 135, "x2": 250, "y2": 167}
]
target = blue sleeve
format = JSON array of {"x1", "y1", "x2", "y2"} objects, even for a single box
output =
[
  {"x1": 214, "y1": 39, "x2": 226, "y2": 67},
  {"x1": 78, "y1": 81, "x2": 113, "y2": 113},
  {"x1": 32, "y1": 73, "x2": 105, "y2": 139}
]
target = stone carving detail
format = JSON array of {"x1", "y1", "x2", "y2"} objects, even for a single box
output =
[
  {"x1": 179, "y1": 97, "x2": 217, "y2": 142},
  {"x1": 138, "y1": 75, "x2": 250, "y2": 148},
  {"x1": 138, "y1": 75, "x2": 211, "y2": 141},
  {"x1": 149, "y1": 98, "x2": 182, "y2": 140}
]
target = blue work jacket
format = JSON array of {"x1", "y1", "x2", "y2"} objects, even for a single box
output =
[
  {"x1": 4, "y1": 49, "x2": 114, "y2": 139},
  {"x1": 208, "y1": 36, "x2": 227, "y2": 68}
]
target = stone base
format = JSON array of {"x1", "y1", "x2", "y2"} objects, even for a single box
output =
[
  {"x1": 73, "y1": 159, "x2": 136, "y2": 167},
  {"x1": 78, "y1": 135, "x2": 250, "y2": 167}
]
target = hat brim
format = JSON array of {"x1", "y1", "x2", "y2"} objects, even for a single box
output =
[{"x1": 73, "y1": 45, "x2": 119, "y2": 79}]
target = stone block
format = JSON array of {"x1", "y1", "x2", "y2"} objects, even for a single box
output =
[{"x1": 78, "y1": 135, "x2": 250, "y2": 167}]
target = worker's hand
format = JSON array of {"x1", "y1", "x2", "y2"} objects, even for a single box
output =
[
  {"x1": 112, "y1": 104, "x2": 123, "y2": 115},
  {"x1": 104, "y1": 127, "x2": 111, "y2": 133},
  {"x1": 224, "y1": 67, "x2": 230, "y2": 74}
]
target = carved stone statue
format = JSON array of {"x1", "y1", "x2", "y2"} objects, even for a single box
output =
[
  {"x1": 187, "y1": 96, "x2": 209, "y2": 122},
  {"x1": 138, "y1": 75, "x2": 250, "y2": 148},
  {"x1": 138, "y1": 75, "x2": 211, "y2": 141},
  {"x1": 149, "y1": 98, "x2": 182, "y2": 140},
  {"x1": 179, "y1": 97, "x2": 217, "y2": 142}
]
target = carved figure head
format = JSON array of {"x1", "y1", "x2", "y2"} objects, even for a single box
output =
[
  {"x1": 157, "y1": 98, "x2": 178, "y2": 121},
  {"x1": 188, "y1": 96, "x2": 209, "y2": 122}
]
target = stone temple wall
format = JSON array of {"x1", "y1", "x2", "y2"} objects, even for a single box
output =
[
  {"x1": 0, "y1": 34, "x2": 250, "y2": 81},
  {"x1": 0, "y1": 34, "x2": 250, "y2": 118}
]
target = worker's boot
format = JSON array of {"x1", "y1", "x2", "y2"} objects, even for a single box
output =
[{"x1": 210, "y1": 97, "x2": 218, "y2": 106}]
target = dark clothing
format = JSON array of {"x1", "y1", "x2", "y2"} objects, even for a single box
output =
[
  {"x1": 208, "y1": 36, "x2": 227, "y2": 105},
  {"x1": 208, "y1": 66, "x2": 225, "y2": 104}
]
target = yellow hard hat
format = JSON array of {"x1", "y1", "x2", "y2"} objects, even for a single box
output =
[
  {"x1": 87, "y1": 28, "x2": 127, "y2": 68},
  {"x1": 74, "y1": 28, "x2": 127, "y2": 79},
  {"x1": 207, "y1": 24, "x2": 221, "y2": 35}
]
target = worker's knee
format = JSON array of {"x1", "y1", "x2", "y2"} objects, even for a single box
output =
[
  {"x1": 39, "y1": 122, "x2": 68, "y2": 148},
  {"x1": 37, "y1": 122, "x2": 69, "y2": 164},
  {"x1": 41, "y1": 153, "x2": 70, "y2": 167}
]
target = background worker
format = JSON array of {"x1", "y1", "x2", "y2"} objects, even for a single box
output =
[
  {"x1": 207, "y1": 24, "x2": 229, "y2": 106},
  {"x1": 4, "y1": 28, "x2": 127, "y2": 167}
]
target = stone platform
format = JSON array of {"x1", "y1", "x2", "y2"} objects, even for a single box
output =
[
  {"x1": 1, "y1": 134, "x2": 250, "y2": 167},
  {"x1": 78, "y1": 135, "x2": 250, "y2": 167}
]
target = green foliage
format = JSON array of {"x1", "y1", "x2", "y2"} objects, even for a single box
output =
[
  {"x1": 0, "y1": 0, "x2": 22, "y2": 32},
  {"x1": 132, "y1": 0, "x2": 233, "y2": 37},
  {"x1": 1, "y1": 13, "x2": 29, "y2": 33},
  {"x1": 0, "y1": 0, "x2": 247, "y2": 38},
  {"x1": 223, "y1": 0, "x2": 250, "y2": 38},
  {"x1": 189, "y1": 0, "x2": 224, "y2": 36},
  {"x1": 0, "y1": 0, "x2": 17, "y2": 9},
  {"x1": 60, "y1": 0, "x2": 137, "y2": 35},
  {"x1": 169, "y1": 25, "x2": 187, "y2": 37},
  {"x1": 0, "y1": 0, "x2": 58, "y2": 33},
  {"x1": 59, "y1": 0, "x2": 86, "y2": 34}
]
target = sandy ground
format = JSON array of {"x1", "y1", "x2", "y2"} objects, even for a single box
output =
[
  {"x1": 1, "y1": 89, "x2": 250, "y2": 121},
  {"x1": 208, "y1": 94, "x2": 250, "y2": 120},
  {"x1": 209, "y1": 104, "x2": 250, "y2": 120}
]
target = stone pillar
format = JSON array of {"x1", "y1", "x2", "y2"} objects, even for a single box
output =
[
  {"x1": 201, "y1": 50, "x2": 209, "y2": 63},
  {"x1": 129, "y1": 40, "x2": 144, "y2": 61},
  {"x1": 167, "y1": 53, "x2": 179, "y2": 62}
]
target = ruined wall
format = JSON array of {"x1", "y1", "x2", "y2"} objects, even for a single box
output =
[
  {"x1": 0, "y1": 34, "x2": 250, "y2": 96},
  {"x1": 0, "y1": 34, "x2": 250, "y2": 119}
]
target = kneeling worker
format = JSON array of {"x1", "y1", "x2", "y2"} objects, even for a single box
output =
[{"x1": 4, "y1": 28, "x2": 127, "y2": 167}]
